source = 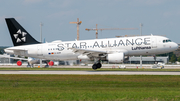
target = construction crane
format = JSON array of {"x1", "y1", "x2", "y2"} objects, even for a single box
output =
[
  {"x1": 69, "y1": 18, "x2": 82, "y2": 40},
  {"x1": 116, "y1": 35, "x2": 139, "y2": 38},
  {"x1": 85, "y1": 24, "x2": 138, "y2": 39}
]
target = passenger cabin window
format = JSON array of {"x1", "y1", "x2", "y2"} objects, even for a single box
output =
[{"x1": 163, "y1": 39, "x2": 171, "y2": 43}]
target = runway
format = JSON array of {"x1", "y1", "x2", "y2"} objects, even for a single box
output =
[{"x1": 0, "y1": 70, "x2": 180, "y2": 75}]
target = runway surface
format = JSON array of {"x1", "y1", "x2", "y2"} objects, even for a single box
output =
[{"x1": 0, "y1": 70, "x2": 180, "y2": 75}]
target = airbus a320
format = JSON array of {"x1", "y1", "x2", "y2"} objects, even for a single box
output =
[{"x1": 4, "y1": 18, "x2": 178, "y2": 69}]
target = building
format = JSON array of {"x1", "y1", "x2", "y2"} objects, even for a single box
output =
[
  {"x1": 0, "y1": 54, "x2": 13, "y2": 64},
  {"x1": 127, "y1": 56, "x2": 169, "y2": 64}
]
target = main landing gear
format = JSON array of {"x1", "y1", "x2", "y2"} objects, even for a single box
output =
[
  {"x1": 153, "y1": 55, "x2": 157, "y2": 64},
  {"x1": 27, "y1": 63, "x2": 34, "y2": 68},
  {"x1": 44, "y1": 61, "x2": 49, "y2": 68},
  {"x1": 92, "y1": 60, "x2": 102, "y2": 70}
]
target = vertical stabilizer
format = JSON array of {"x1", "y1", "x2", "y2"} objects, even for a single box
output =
[{"x1": 5, "y1": 18, "x2": 40, "y2": 46}]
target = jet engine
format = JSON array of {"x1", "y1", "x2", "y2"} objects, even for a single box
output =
[
  {"x1": 17, "y1": 61, "x2": 22, "y2": 66},
  {"x1": 28, "y1": 57, "x2": 39, "y2": 64},
  {"x1": 77, "y1": 54, "x2": 90, "y2": 60},
  {"x1": 106, "y1": 53, "x2": 124, "y2": 63}
]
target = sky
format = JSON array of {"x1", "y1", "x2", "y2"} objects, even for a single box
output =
[{"x1": 0, "y1": 0, "x2": 180, "y2": 46}]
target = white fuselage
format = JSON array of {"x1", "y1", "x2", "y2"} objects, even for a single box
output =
[{"x1": 5, "y1": 35, "x2": 178, "y2": 61}]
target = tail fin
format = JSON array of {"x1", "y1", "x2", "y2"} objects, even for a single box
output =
[{"x1": 5, "y1": 18, "x2": 40, "y2": 46}]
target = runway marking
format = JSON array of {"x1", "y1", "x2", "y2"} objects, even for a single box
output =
[{"x1": 0, "y1": 71, "x2": 180, "y2": 75}]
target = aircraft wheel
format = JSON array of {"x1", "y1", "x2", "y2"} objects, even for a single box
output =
[
  {"x1": 96, "y1": 63, "x2": 102, "y2": 68},
  {"x1": 44, "y1": 65, "x2": 49, "y2": 68},
  {"x1": 27, "y1": 65, "x2": 31, "y2": 68},
  {"x1": 92, "y1": 64, "x2": 97, "y2": 70}
]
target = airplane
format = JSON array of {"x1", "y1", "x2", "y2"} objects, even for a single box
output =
[
  {"x1": 0, "y1": 54, "x2": 54, "y2": 67},
  {"x1": 4, "y1": 18, "x2": 179, "y2": 69}
]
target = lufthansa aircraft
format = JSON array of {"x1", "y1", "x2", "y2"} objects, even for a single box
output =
[{"x1": 4, "y1": 18, "x2": 178, "y2": 69}]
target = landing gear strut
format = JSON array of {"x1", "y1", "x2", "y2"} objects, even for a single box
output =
[
  {"x1": 44, "y1": 61, "x2": 49, "y2": 68},
  {"x1": 153, "y1": 55, "x2": 157, "y2": 64},
  {"x1": 27, "y1": 63, "x2": 34, "y2": 68},
  {"x1": 92, "y1": 59, "x2": 102, "y2": 70}
]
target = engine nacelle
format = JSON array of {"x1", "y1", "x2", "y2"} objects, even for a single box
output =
[
  {"x1": 77, "y1": 54, "x2": 90, "y2": 60},
  {"x1": 28, "y1": 57, "x2": 39, "y2": 64},
  {"x1": 106, "y1": 53, "x2": 124, "y2": 63}
]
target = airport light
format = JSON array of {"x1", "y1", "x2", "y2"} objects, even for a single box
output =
[
  {"x1": 40, "y1": 22, "x2": 43, "y2": 68},
  {"x1": 140, "y1": 23, "x2": 143, "y2": 68}
]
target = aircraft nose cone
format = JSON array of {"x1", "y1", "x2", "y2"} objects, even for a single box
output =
[{"x1": 173, "y1": 42, "x2": 178, "y2": 50}]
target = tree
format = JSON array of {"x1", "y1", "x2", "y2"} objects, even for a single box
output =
[
  {"x1": 178, "y1": 56, "x2": 180, "y2": 62},
  {"x1": 169, "y1": 54, "x2": 177, "y2": 63},
  {"x1": 0, "y1": 48, "x2": 3, "y2": 54},
  {"x1": 157, "y1": 52, "x2": 174, "y2": 58},
  {"x1": 157, "y1": 52, "x2": 178, "y2": 63}
]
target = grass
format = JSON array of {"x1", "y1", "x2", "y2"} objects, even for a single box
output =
[
  {"x1": 0, "y1": 75, "x2": 180, "y2": 101},
  {"x1": 0, "y1": 67, "x2": 180, "y2": 71}
]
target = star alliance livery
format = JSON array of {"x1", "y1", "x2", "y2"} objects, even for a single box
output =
[{"x1": 4, "y1": 18, "x2": 178, "y2": 69}]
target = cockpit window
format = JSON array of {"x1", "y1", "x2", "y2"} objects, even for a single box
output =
[
  {"x1": 163, "y1": 39, "x2": 171, "y2": 43},
  {"x1": 168, "y1": 40, "x2": 171, "y2": 42}
]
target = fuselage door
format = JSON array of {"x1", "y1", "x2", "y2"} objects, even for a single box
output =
[
  {"x1": 37, "y1": 45, "x2": 43, "y2": 56},
  {"x1": 151, "y1": 38, "x2": 157, "y2": 48}
]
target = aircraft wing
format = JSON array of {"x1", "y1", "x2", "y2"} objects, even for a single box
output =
[
  {"x1": 0, "y1": 55, "x2": 28, "y2": 60},
  {"x1": 69, "y1": 48, "x2": 107, "y2": 57}
]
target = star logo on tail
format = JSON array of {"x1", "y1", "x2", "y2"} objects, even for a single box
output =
[{"x1": 14, "y1": 29, "x2": 27, "y2": 43}]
